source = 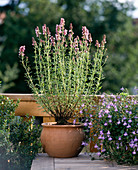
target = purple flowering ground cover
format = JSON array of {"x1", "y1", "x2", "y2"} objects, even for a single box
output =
[{"x1": 78, "y1": 89, "x2": 138, "y2": 165}]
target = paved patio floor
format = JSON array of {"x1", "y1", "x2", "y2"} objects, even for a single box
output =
[{"x1": 31, "y1": 153, "x2": 138, "y2": 170}]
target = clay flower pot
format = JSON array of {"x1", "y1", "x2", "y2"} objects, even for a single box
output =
[{"x1": 41, "y1": 122, "x2": 85, "y2": 158}]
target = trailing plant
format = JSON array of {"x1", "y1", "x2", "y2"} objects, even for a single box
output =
[
  {"x1": 80, "y1": 89, "x2": 138, "y2": 165},
  {"x1": 0, "y1": 95, "x2": 41, "y2": 170},
  {"x1": 19, "y1": 18, "x2": 108, "y2": 125}
]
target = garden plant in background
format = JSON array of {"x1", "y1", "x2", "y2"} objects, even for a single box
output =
[
  {"x1": 81, "y1": 89, "x2": 138, "y2": 165},
  {"x1": 0, "y1": 95, "x2": 41, "y2": 170},
  {"x1": 19, "y1": 18, "x2": 108, "y2": 125}
]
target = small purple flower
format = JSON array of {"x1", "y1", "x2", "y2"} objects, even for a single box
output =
[
  {"x1": 81, "y1": 103, "x2": 85, "y2": 107},
  {"x1": 102, "y1": 136, "x2": 105, "y2": 140},
  {"x1": 134, "y1": 137, "x2": 137, "y2": 142},
  {"x1": 101, "y1": 149, "x2": 106, "y2": 152},
  {"x1": 82, "y1": 141, "x2": 88, "y2": 146},
  {"x1": 125, "y1": 105, "x2": 128, "y2": 108},
  {"x1": 118, "y1": 137, "x2": 121, "y2": 140},
  {"x1": 98, "y1": 135, "x2": 102, "y2": 140},
  {"x1": 123, "y1": 117, "x2": 127, "y2": 120},
  {"x1": 79, "y1": 110, "x2": 83, "y2": 114},
  {"x1": 117, "y1": 146, "x2": 119, "y2": 149},
  {"x1": 132, "y1": 131, "x2": 136, "y2": 135},
  {"x1": 128, "y1": 119, "x2": 132, "y2": 123},
  {"x1": 107, "y1": 130, "x2": 110, "y2": 135},
  {"x1": 127, "y1": 124, "x2": 131, "y2": 128},
  {"x1": 114, "y1": 98, "x2": 117, "y2": 102},
  {"x1": 123, "y1": 122, "x2": 127, "y2": 126},
  {"x1": 109, "y1": 119, "x2": 112, "y2": 123},
  {"x1": 73, "y1": 119, "x2": 76, "y2": 125},
  {"x1": 124, "y1": 132, "x2": 128, "y2": 136},
  {"x1": 97, "y1": 152, "x2": 101, "y2": 156},
  {"x1": 120, "y1": 87, "x2": 124, "y2": 91},
  {"x1": 106, "y1": 105, "x2": 110, "y2": 109},
  {"x1": 129, "y1": 111, "x2": 132, "y2": 114},
  {"x1": 84, "y1": 122, "x2": 87, "y2": 126},
  {"x1": 108, "y1": 114, "x2": 112, "y2": 118},
  {"x1": 104, "y1": 122, "x2": 108, "y2": 126},
  {"x1": 89, "y1": 122, "x2": 92, "y2": 126},
  {"x1": 98, "y1": 114, "x2": 102, "y2": 118},
  {"x1": 129, "y1": 143, "x2": 134, "y2": 148},
  {"x1": 114, "y1": 107, "x2": 118, "y2": 112},
  {"x1": 94, "y1": 144, "x2": 98, "y2": 148},
  {"x1": 90, "y1": 114, "x2": 92, "y2": 117},
  {"x1": 117, "y1": 120, "x2": 121, "y2": 124},
  {"x1": 108, "y1": 137, "x2": 112, "y2": 141},
  {"x1": 100, "y1": 130, "x2": 103, "y2": 135},
  {"x1": 134, "y1": 100, "x2": 137, "y2": 104},
  {"x1": 105, "y1": 109, "x2": 110, "y2": 114},
  {"x1": 132, "y1": 150, "x2": 136, "y2": 155}
]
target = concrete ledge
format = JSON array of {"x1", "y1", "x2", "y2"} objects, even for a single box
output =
[{"x1": 31, "y1": 153, "x2": 138, "y2": 170}]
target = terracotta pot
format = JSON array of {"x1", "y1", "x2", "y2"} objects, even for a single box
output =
[{"x1": 41, "y1": 122, "x2": 85, "y2": 158}]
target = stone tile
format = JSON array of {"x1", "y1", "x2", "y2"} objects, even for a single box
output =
[{"x1": 31, "y1": 153, "x2": 54, "y2": 170}]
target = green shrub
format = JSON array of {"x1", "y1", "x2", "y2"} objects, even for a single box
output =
[{"x1": 0, "y1": 95, "x2": 42, "y2": 170}]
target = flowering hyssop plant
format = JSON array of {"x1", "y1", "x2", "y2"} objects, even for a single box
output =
[
  {"x1": 90, "y1": 89, "x2": 138, "y2": 165},
  {"x1": 19, "y1": 18, "x2": 107, "y2": 125}
]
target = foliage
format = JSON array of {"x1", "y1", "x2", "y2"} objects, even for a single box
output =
[
  {"x1": 0, "y1": 63, "x2": 19, "y2": 92},
  {"x1": 0, "y1": 95, "x2": 41, "y2": 170},
  {"x1": 85, "y1": 89, "x2": 138, "y2": 165},
  {"x1": 0, "y1": 95, "x2": 19, "y2": 128},
  {"x1": 19, "y1": 18, "x2": 107, "y2": 124}
]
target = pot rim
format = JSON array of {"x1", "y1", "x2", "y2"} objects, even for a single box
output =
[{"x1": 41, "y1": 122, "x2": 84, "y2": 128}]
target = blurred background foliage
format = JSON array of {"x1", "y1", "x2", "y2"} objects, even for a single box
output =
[{"x1": 0, "y1": 0, "x2": 138, "y2": 94}]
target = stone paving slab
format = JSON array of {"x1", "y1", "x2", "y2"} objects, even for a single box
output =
[
  {"x1": 31, "y1": 153, "x2": 54, "y2": 170},
  {"x1": 31, "y1": 153, "x2": 138, "y2": 170}
]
